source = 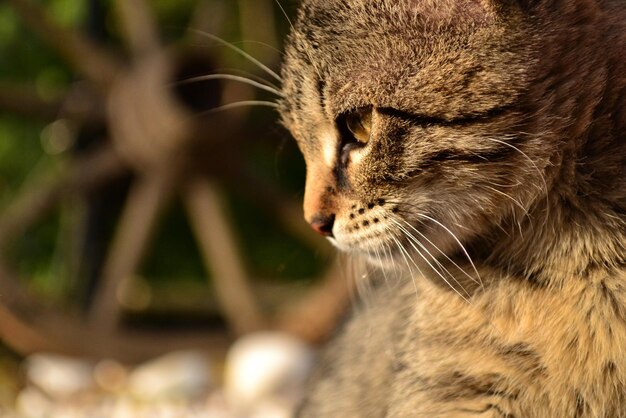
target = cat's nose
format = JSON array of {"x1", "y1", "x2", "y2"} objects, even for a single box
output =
[{"x1": 309, "y1": 214, "x2": 335, "y2": 237}]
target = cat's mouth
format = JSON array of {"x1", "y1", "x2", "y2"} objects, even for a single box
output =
[
  {"x1": 332, "y1": 225, "x2": 408, "y2": 259},
  {"x1": 332, "y1": 216, "x2": 446, "y2": 270},
  {"x1": 331, "y1": 234, "x2": 421, "y2": 271}
]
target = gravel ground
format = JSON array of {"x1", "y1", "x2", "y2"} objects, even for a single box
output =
[{"x1": 0, "y1": 332, "x2": 313, "y2": 418}]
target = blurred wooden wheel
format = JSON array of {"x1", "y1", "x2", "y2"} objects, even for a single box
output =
[{"x1": 0, "y1": 0, "x2": 350, "y2": 362}]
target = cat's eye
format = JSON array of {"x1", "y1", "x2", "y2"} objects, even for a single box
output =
[{"x1": 344, "y1": 109, "x2": 372, "y2": 145}]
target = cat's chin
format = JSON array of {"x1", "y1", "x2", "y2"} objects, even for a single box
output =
[
  {"x1": 330, "y1": 228, "x2": 461, "y2": 274},
  {"x1": 327, "y1": 236, "x2": 379, "y2": 255},
  {"x1": 332, "y1": 241, "x2": 426, "y2": 273},
  {"x1": 329, "y1": 236, "x2": 405, "y2": 267},
  {"x1": 362, "y1": 253, "x2": 406, "y2": 270}
]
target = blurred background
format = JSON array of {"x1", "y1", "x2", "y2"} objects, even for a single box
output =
[{"x1": 0, "y1": 0, "x2": 354, "y2": 416}]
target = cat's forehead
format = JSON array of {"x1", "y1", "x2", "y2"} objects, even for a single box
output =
[
  {"x1": 296, "y1": 0, "x2": 499, "y2": 35},
  {"x1": 280, "y1": 0, "x2": 534, "y2": 129}
]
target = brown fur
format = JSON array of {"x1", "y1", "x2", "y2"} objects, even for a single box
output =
[{"x1": 279, "y1": 0, "x2": 626, "y2": 416}]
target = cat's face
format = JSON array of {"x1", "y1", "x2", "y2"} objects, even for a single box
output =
[{"x1": 279, "y1": 0, "x2": 556, "y2": 265}]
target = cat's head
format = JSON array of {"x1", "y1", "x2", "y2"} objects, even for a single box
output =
[{"x1": 278, "y1": 0, "x2": 598, "y2": 265}]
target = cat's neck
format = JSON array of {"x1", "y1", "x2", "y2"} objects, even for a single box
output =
[{"x1": 473, "y1": 194, "x2": 625, "y2": 288}]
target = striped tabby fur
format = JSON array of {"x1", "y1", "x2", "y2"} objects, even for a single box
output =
[{"x1": 278, "y1": 0, "x2": 626, "y2": 416}]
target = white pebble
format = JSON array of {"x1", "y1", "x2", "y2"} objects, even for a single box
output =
[
  {"x1": 25, "y1": 353, "x2": 94, "y2": 399},
  {"x1": 110, "y1": 397, "x2": 136, "y2": 418},
  {"x1": 202, "y1": 390, "x2": 236, "y2": 418},
  {"x1": 224, "y1": 332, "x2": 314, "y2": 412},
  {"x1": 15, "y1": 387, "x2": 53, "y2": 418},
  {"x1": 250, "y1": 398, "x2": 295, "y2": 418},
  {"x1": 93, "y1": 359, "x2": 128, "y2": 392},
  {"x1": 127, "y1": 350, "x2": 212, "y2": 401}
]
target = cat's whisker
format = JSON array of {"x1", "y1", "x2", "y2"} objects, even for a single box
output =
[
  {"x1": 485, "y1": 179, "x2": 523, "y2": 189},
  {"x1": 388, "y1": 217, "x2": 453, "y2": 286},
  {"x1": 389, "y1": 235, "x2": 419, "y2": 295},
  {"x1": 376, "y1": 237, "x2": 393, "y2": 275},
  {"x1": 381, "y1": 246, "x2": 393, "y2": 286},
  {"x1": 188, "y1": 29, "x2": 282, "y2": 82},
  {"x1": 391, "y1": 220, "x2": 472, "y2": 302},
  {"x1": 230, "y1": 40, "x2": 285, "y2": 58},
  {"x1": 384, "y1": 200, "x2": 483, "y2": 288},
  {"x1": 399, "y1": 231, "x2": 470, "y2": 304},
  {"x1": 197, "y1": 100, "x2": 279, "y2": 116},
  {"x1": 273, "y1": 0, "x2": 323, "y2": 81},
  {"x1": 381, "y1": 225, "x2": 402, "y2": 286},
  {"x1": 352, "y1": 255, "x2": 366, "y2": 298},
  {"x1": 273, "y1": 0, "x2": 295, "y2": 32},
  {"x1": 350, "y1": 253, "x2": 375, "y2": 306},
  {"x1": 173, "y1": 74, "x2": 284, "y2": 97},
  {"x1": 485, "y1": 137, "x2": 548, "y2": 193},
  {"x1": 383, "y1": 240, "x2": 398, "y2": 276},
  {"x1": 373, "y1": 245, "x2": 389, "y2": 287},
  {"x1": 412, "y1": 212, "x2": 483, "y2": 289},
  {"x1": 484, "y1": 136, "x2": 551, "y2": 224},
  {"x1": 393, "y1": 221, "x2": 443, "y2": 270},
  {"x1": 479, "y1": 184, "x2": 529, "y2": 237},
  {"x1": 400, "y1": 219, "x2": 482, "y2": 288},
  {"x1": 212, "y1": 67, "x2": 281, "y2": 90}
]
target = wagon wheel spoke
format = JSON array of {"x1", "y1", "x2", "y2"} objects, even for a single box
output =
[
  {"x1": 183, "y1": 176, "x2": 267, "y2": 336},
  {"x1": 237, "y1": 0, "x2": 280, "y2": 67},
  {"x1": 7, "y1": 0, "x2": 120, "y2": 87},
  {"x1": 0, "y1": 145, "x2": 126, "y2": 246},
  {"x1": 114, "y1": 0, "x2": 161, "y2": 59},
  {"x1": 89, "y1": 168, "x2": 177, "y2": 332},
  {"x1": 0, "y1": 262, "x2": 230, "y2": 361},
  {"x1": 272, "y1": 256, "x2": 354, "y2": 344},
  {"x1": 1, "y1": 0, "x2": 351, "y2": 363},
  {"x1": 187, "y1": 0, "x2": 226, "y2": 41},
  {"x1": 0, "y1": 82, "x2": 64, "y2": 119}
]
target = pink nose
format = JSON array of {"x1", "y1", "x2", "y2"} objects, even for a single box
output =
[{"x1": 309, "y1": 214, "x2": 335, "y2": 237}]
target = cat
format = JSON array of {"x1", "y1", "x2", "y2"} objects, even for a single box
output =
[{"x1": 277, "y1": 0, "x2": 626, "y2": 416}]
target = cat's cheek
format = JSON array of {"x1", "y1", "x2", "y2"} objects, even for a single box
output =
[
  {"x1": 329, "y1": 229, "x2": 358, "y2": 253},
  {"x1": 346, "y1": 146, "x2": 368, "y2": 167},
  {"x1": 331, "y1": 213, "x2": 391, "y2": 255}
]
